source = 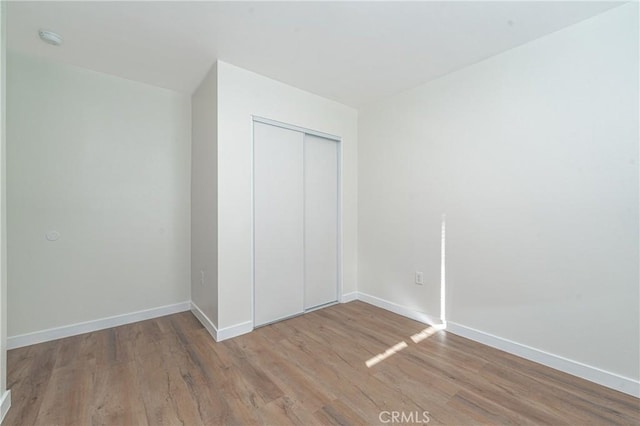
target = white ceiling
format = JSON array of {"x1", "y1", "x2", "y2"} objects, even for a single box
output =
[{"x1": 8, "y1": 1, "x2": 623, "y2": 108}]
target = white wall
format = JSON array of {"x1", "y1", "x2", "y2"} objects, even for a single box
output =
[
  {"x1": 217, "y1": 61, "x2": 358, "y2": 330},
  {"x1": 359, "y1": 3, "x2": 639, "y2": 383},
  {"x1": 191, "y1": 64, "x2": 218, "y2": 327},
  {"x1": 7, "y1": 52, "x2": 192, "y2": 337},
  {"x1": 0, "y1": 0, "x2": 9, "y2": 420}
]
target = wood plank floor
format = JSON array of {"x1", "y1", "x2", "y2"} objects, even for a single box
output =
[{"x1": 4, "y1": 301, "x2": 639, "y2": 425}]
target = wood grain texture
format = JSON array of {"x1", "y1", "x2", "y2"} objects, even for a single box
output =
[{"x1": 4, "y1": 301, "x2": 639, "y2": 425}]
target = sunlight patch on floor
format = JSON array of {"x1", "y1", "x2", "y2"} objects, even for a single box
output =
[
  {"x1": 365, "y1": 324, "x2": 446, "y2": 367},
  {"x1": 365, "y1": 213, "x2": 448, "y2": 368},
  {"x1": 410, "y1": 325, "x2": 445, "y2": 344},
  {"x1": 365, "y1": 341, "x2": 408, "y2": 368}
]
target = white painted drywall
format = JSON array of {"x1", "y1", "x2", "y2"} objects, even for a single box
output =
[
  {"x1": 191, "y1": 63, "x2": 218, "y2": 327},
  {"x1": 7, "y1": 52, "x2": 191, "y2": 337},
  {"x1": 217, "y1": 61, "x2": 358, "y2": 329},
  {"x1": 0, "y1": 0, "x2": 8, "y2": 408},
  {"x1": 358, "y1": 4, "x2": 639, "y2": 381}
]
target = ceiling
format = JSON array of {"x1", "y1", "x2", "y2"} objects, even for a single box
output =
[{"x1": 8, "y1": 1, "x2": 623, "y2": 108}]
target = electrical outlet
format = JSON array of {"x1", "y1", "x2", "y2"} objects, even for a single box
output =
[
  {"x1": 200, "y1": 270, "x2": 205, "y2": 286},
  {"x1": 415, "y1": 271, "x2": 424, "y2": 285}
]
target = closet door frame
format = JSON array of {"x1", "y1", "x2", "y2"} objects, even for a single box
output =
[{"x1": 251, "y1": 115, "x2": 342, "y2": 328}]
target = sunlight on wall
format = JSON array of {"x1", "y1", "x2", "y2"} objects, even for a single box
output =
[
  {"x1": 440, "y1": 214, "x2": 446, "y2": 324},
  {"x1": 365, "y1": 214, "x2": 449, "y2": 368}
]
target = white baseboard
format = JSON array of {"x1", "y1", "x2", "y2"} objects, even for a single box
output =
[
  {"x1": 446, "y1": 322, "x2": 640, "y2": 398},
  {"x1": 1, "y1": 390, "x2": 11, "y2": 424},
  {"x1": 9, "y1": 293, "x2": 635, "y2": 398},
  {"x1": 349, "y1": 292, "x2": 639, "y2": 398},
  {"x1": 356, "y1": 291, "x2": 444, "y2": 327},
  {"x1": 341, "y1": 291, "x2": 358, "y2": 303},
  {"x1": 7, "y1": 301, "x2": 191, "y2": 350},
  {"x1": 190, "y1": 301, "x2": 218, "y2": 341},
  {"x1": 190, "y1": 302, "x2": 253, "y2": 342},
  {"x1": 217, "y1": 321, "x2": 253, "y2": 341}
]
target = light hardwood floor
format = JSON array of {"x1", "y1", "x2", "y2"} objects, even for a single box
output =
[{"x1": 4, "y1": 301, "x2": 639, "y2": 425}]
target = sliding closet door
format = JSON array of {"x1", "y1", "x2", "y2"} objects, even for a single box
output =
[
  {"x1": 254, "y1": 122, "x2": 305, "y2": 327},
  {"x1": 304, "y1": 134, "x2": 339, "y2": 309}
]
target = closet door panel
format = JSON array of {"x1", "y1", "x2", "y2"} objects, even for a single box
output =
[
  {"x1": 304, "y1": 134, "x2": 339, "y2": 309},
  {"x1": 254, "y1": 122, "x2": 305, "y2": 326}
]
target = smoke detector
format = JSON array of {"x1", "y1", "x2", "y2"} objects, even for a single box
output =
[{"x1": 38, "y1": 30, "x2": 63, "y2": 46}]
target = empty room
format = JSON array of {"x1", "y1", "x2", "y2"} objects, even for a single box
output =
[{"x1": 0, "y1": 1, "x2": 638, "y2": 425}]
